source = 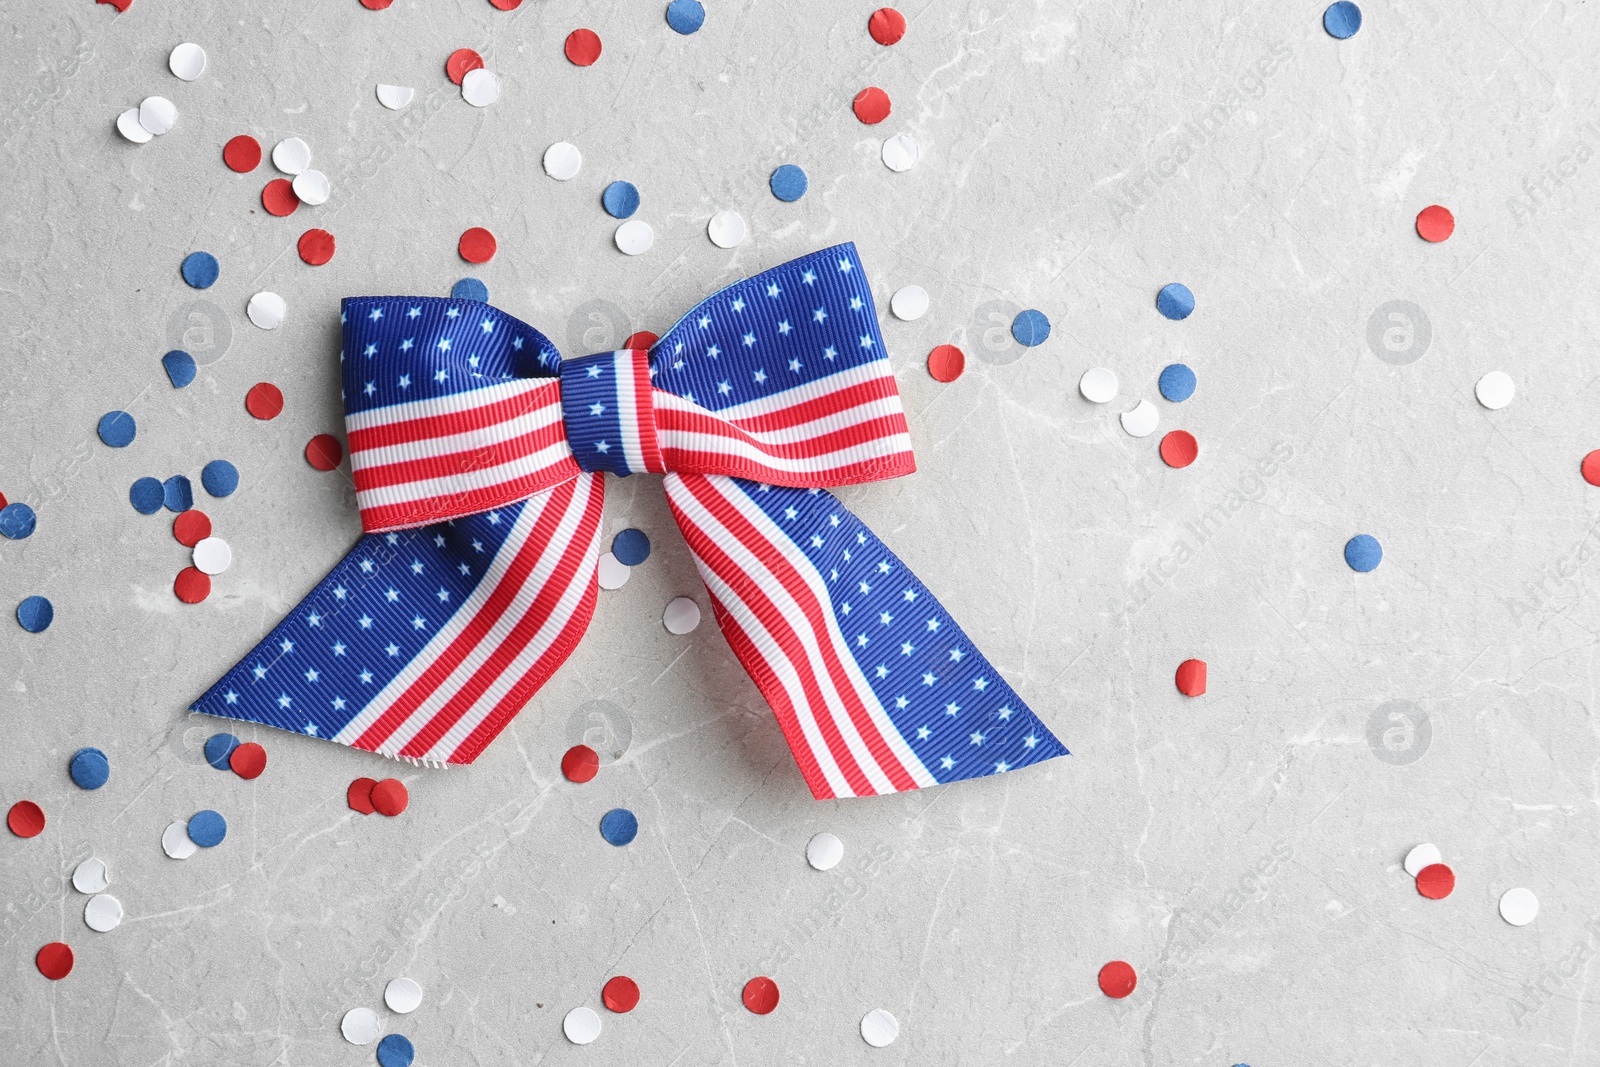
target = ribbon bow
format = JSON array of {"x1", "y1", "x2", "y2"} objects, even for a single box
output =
[{"x1": 193, "y1": 244, "x2": 1067, "y2": 798}]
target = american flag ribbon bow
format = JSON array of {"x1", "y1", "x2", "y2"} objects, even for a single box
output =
[{"x1": 193, "y1": 243, "x2": 1068, "y2": 799}]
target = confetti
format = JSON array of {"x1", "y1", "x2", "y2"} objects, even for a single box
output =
[
  {"x1": 563, "y1": 1007, "x2": 602, "y2": 1045},
  {"x1": 890, "y1": 284, "x2": 929, "y2": 321},
  {"x1": 881, "y1": 133, "x2": 919, "y2": 172},
  {"x1": 371, "y1": 778, "x2": 409, "y2": 816},
  {"x1": 173, "y1": 510, "x2": 211, "y2": 547},
  {"x1": 341, "y1": 1007, "x2": 382, "y2": 1045},
  {"x1": 769, "y1": 164, "x2": 808, "y2": 202},
  {"x1": 261, "y1": 178, "x2": 300, "y2": 217},
  {"x1": 72, "y1": 857, "x2": 110, "y2": 894},
  {"x1": 1174, "y1": 658, "x2": 1207, "y2": 697},
  {"x1": 1098, "y1": 960, "x2": 1137, "y2": 998},
  {"x1": 385, "y1": 977, "x2": 424, "y2": 1014},
  {"x1": 138, "y1": 96, "x2": 177, "y2": 136},
  {"x1": 1, "y1": 501, "x2": 38, "y2": 538},
  {"x1": 452, "y1": 278, "x2": 489, "y2": 302},
  {"x1": 1159, "y1": 430, "x2": 1198, "y2": 468},
  {"x1": 663, "y1": 596, "x2": 701, "y2": 634},
  {"x1": 488, "y1": 0, "x2": 522, "y2": 9},
  {"x1": 69, "y1": 747, "x2": 111, "y2": 790},
  {"x1": 174, "y1": 566, "x2": 211, "y2": 603},
  {"x1": 1344, "y1": 534, "x2": 1382, "y2": 572},
  {"x1": 462, "y1": 68, "x2": 500, "y2": 107},
  {"x1": 666, "y1": 0, "x2": 705, "y2": 34},
  {"x1": 297, "y1": 228, "x2": 336, "y2": 266},
  {"x1": 130, "y1": 477, "x2": 165, "y2": 513},
  {"x1": 36, "y1": 943, "x2": 73, "y2": 981},
  {"x1": 599, "y1": 975, "x2": 643, "y2": 1016},
  {"x1": 246, "y1": 383, "x2": 284, "y2": 420},
  {"x1": 853, "y1": 86, "x2": 892, "y2": 125},
  {"x1": 600, "y1": 807, "x2": 639, "y2": 846},
  {"x1": 562, "y1": 744, "x2": 600, "y2": 783},
  {"x1": 223, "y1": 134, "x2": 261, "y2": 172},
  {"x1": 612, "y1": 528, "x2": 651, "y2": 566},
  {"x1": 624, "y1": 331, "x2": 659, "y2": 350},
  {"x1": 193, "y1": 536, "x2": 233, "y2": 575},
  {"x1": 98, "y1": 0, "x2": 132, "y2": 12},
  {"x1": 291, "y1": 169, "x2": 331, "y2": 206},
  {"x1": 1079, "y1": 368, "x2": 1119, "y2": 404},
  {"x1": 458, "y1": 227, "x2": 497, "y2": 264},
  {"x1": 1323, "y1": 1, "x2": 1362, "y2": 39},
  {"x1": 565, "y1": 29, "x2": 603, "y2": 66},
  {"x1": 181, "y1": 251, "x2": 220, "y2": 289},
  {"x1": 305, "y1": 434, "x2": 343, "y2": 471},
  {"x1": 376, "y1": 1034, "x2": 415, "y2": 1067},
  {"x1": 248, "y1": 291, "x2": 287, "y2": 330},
  {"x1": 868, "y1": 7, "x2": 907, "y2": 45},
  {"x1": 544, "y1": 141, "x2": 583, "y2": 180},
  {"x1": 708, "y1": 210, "x2": 747, "y2": 249},
  {"x1": 1475, "y1": 371, "x2": 1515, "y2": 410},
  {"x1": 1120, "y1": 397, "x2": 1161, "y2": 436},
  {"x1": 98, "y1": 410, "x2": 136, "y2": 448},
  {"x1": 117, "y1": 107, "x2": 153, "y2": 144},
  {"x1": 1499, "y1": 887, "x2": 1539, "y2": 926},
  {"x1": 1585, "y1": 451, "x2": 1600, "y2": 487},
  {"x1": 161, "y1": 819, "x2": 198, "y2": 859},
  {"x1": 1156, "y1": 282, "x2": 1194, "y2": 321},
  {"x1": 742, "y1": 976, "x2": 780, "y2": 1015},
  {"x1": 1011, "y1": 309, "x2": 1050, "y2": 347},
  {"x1": 376, "y1": 84, "x2": 415, "y2": 110},
  {"x1": 17, "y1": 595, "x2": 54, "y2": 633},
  {"x1": 164, "y1": 475, "x2": 194, "y2": 512},
  {"x1": 806, "y1": 831, "x2": 844, "y2": 871},
  {"x1": 162, "y1": 350, "x2": 197, "y2": 388},
  {"x1": 446, "y1": 48, "x2": 484, "y2": 85},
  {"x1": 8, "y1": 800, "x2": 46, "y2": 838},
  {"x1": 860, "y1": 1008, "x2": 900, "y2": 1048},
  {"x1": 614, "y1": 220, "x2": 653, "y2": 255},
  {"x1": 347, "y1": 777, "x2": 378, "y2": 813},
  {"x1": 84, "y1": 893, "x2": 124, "y2": 933},
  {"x1": 205, "y1": 733, "x2": 240, "y2": 769},
  {"x1": 1415, "y1": 204, "x2": 1454, "y2": 243},
  {"x1": 360, "y1": 0, "x2": 394, "y2": 8},
  {"x1": 598, "y1": 551, "x2": 630, "y2": 589},
  {"x1": 187, "y1": 809, "x2": 227, "y2": 848},
  {"x1": 1403, "y1": 843, "x2": 1441, "y2": 877},
  {"x1": 272, "y1": 137, "x2": 311, "y2": 175},
  {"x1": 202, "y1": 460, "x2": 239, "y2": 498},
  {"x1": 1158, "y1": 363, "x2": 1196, "y2": 402},
  {"x1": 1416, "y1": 862, "x2": 1454, "y2": 899},
  {"x1": 229, "y1": 741, "x2": 267, "y2": 779},
  {"x1": 168, "y1": 42, "x2": 207, "y2": 81},
  {"x1": 602, "y1": 181, "x2": 640, "y2": 219},
  {"x1": 927, "y1": 344, "x2": 965, "y2": 383}
]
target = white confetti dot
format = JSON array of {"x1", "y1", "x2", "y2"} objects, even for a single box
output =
[
  {"x1": 340, "y1": 1007, "x2": 382, "y2": 1045},
  {"x1": 247, "y1": 291, "x2": 287, "y2": 330},
  {"x1": 116, "y1": 107, "x2": 153, "y2": 144},
  {"x1": 1079, "y1": 367, "x2": 1119, "y2": 404},
  {"x1": 384, "y1": 977, "x2": 424, "y2": 1014},
  {"x1": 272, "y1": 137, "x2": 311, "y2": 175},
  {"x1": 168, "y1": 42, "x2": 207, "y2": 82},
  {"x1": 707, "y1": 210, "x2": 747, "y2": 249},
  {"x1": 1475, "y1": 371, "x2": 1515, "y2": 410},
  {"x1": 1119, "y1": 398, "x2": 1159, "y2": 438},
  {"x1": 562, "y1": 1006, "x2": 602, "y2": 1045},
  {"x1": 806, "y1": 831, "x2": 844, "y2": 871},
  {"x1": 138, "y1": 96, "x2": 177, "y2": 136},
  {"x1": 663, "y1": 596, "x2": 701, "y2": 635},
  {"x1": 881, "y1": 133, "x2": 919, "y2": 172},
  {"x1": 614, "y1": 219, "x2": 654, "y2": 256},
  {"x1": 462, "y1": 68, "x2": 500, "y2": 107},
  {"x1": 598, "y1": 551, "x2": 630, "y2": 590},
  {"x1": 1403, "y1": 842, "x2": 1441, "y2": 877},
  {"x1": 543, "y1": 141, "x2": 582, "y2": 181},
  {"x1": 84, "y1": 893, "x2": 124, "y2": 933},
  {"x1": 291, "y1": 169, "x2": 330, "y2": 206},
  {"x1": 860, "y1": 1008, "x2": 900, "y2": 1048},
  {"x1": 890, "y1": 285, "x2": 929, "y2": 321},
  {"x1": 162, "y1": 819, "x2": 198, "y2": 860},
  {"x1": 72, "y1": 857, "x2": 110, "y2": 895},
  {"x1": 193, "y1": 537, "x2": 232, "y2": 575},
  {"x1": 1499, "y1": 886, "x2": 1539, "y2": 926},
  {"x1": 376, "y1": 84, "x2": 415, "y2": 111}
]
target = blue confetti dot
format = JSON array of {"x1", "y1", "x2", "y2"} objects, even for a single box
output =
[
  {"x1": 162, "y1": 350, "x2": 197, "y2": 389},
  {"x1": 1156, "y1": 283, "x2": 1195, "y2": 321},
  {"x1": 163, "y1": 476, "x2": 193, "y2": 513},
  {"x1": 202, "y1": 460, "x2": 239, "y2": 498},
  {"x1": 1323, "y1": 1, "x2": 1361, "y2": 38},
  {"x1": 16, "y1": 595, "x2": 53, "y2": 633},
  {"x1": 451, "y1": 277, "x2": 489, "y2": 303},
  {"x1": 204, "y1": 733, "x2": 241, "y2": 770},
  {"x1": 1158, "y1": 363, "x2": 1197, "y2": 403},
  {"x1": 181, "y1": 251, "x2": 220, "y2": 290},
  {"x1": 665, "y1": 0, "x2": 705, "y2": 34},
  {"x1": 69, "y1": 747, "x2": 110, "y2": 790},
  {"x1": 602, "y1": 180, "x2": 641, "y2": 219},
  {"x1": 1011, "y1": 309, "x2": 1051, "y2": 347},
  {"x1": 376, "y1": 1034, "x2": 416, "y2": 1067},
  {"x1": 187, "y1": 809, "x2": 227, "y2": 848},
  {"x1": 1344, "y1": 534, "x2": 1383, "y2": 572},
  {"x1": 769, "y1": 164, "x2": 808, "y2": 203},
  {"x1": 0, "y1": 502, "x2": 37, "y2": 540},
  {"x1": 612, "y1": 528, "x2": 651, "y2": 566},
  {"x1": 130, "y1": 477, "x2": 165, "y2": 514},
  {"x1": 98, "y1": 411, "x2": 137, "y2": 448},
  {"x1": 600, "y1": 807, "x2": 639, "y2": 846}
]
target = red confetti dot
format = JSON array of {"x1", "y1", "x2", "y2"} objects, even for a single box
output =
[
  {"x1": 1415, "y1": 204, "x2": 1455, "y2": 243},
  {"x1": 305, "y1": 434, "x2": 344, "y2": 471},
  {"x1": 602, "y1": 975, "x2": 640, "y2": 1013},
  {"x1": 174, "y1": 567, "x2": 212, "y2": 604},
  {"x1": 1098, "y1": 960, "x2": 1137, "y2": 999},
  {"x1": 7, "y1": 800, "x2": 45, "y2": 838},
  {"x1": 561, "y1": 744, "x2": 600, "y2": 783},
  {"x1": 458, "y1": 227, "x2": 497, "y2": 264},
  {"x1": 927, "y1": 344, "x2": 965, "y2": 383},
  {"x1": 488, "y1": 0, "x2": 522, "y2": 8},
  {"x1": 1584, "y1": 451, "x2": 1600, "y2": 487},
  {"x1": 230, "y1": 742, "x2": 268, "y2": 780},
  {"x1": 96, "y1": 0, "x2": 131, "y2": 12},
  {"x1": 36, "y1": 942, "x2": 74, "y2": 980},
  {"x1": 360, "y1": 0, "x2": 393, "y2": 9},
  {"x1": 262, "y1": 178, "x2": 300, "y2": 217},
  {"x1": 1416, "y1": 862, "x2": 1455, "y2": 899},
  {"x1": 371, "y1": 778, "x2": 409, "y2": 816},
  {"x1": 246, "y1": 382, "x2": 284, "y2": 420},
  {"x1": 172, "y1": 510, "x2": 212, "y2": 547},
  {"x1": 742, "y1": 976, "x2": 780, "y2": 1015},
  {"x1": 0, "y1": 490, "x2": 8, "y2": 508},
  {"x1": 564, "y1": 28, "x2": 603, "y2": 66},
  {"x1": 223, "y1": 135, "x2": 262, "y2": 173},
  {"x1": 868, "y1": 7, "x2": 907, "y2": 45},
  {"x1": 852, "y1": 86, "x2": 892, "y2": 125},
  {"x1": 624, "y1": 331, "x2": 659, "y2": 351},
  {"x1": 446, "y1": 48, "x2": 485, "y2": 86},
  {"x1": 298, "y1": 228, "x2": 336, "y2": 266},
  {"x1": 1159, "y1": 430, "x2": 1198, "y2": 469},
  {"x1": 1174, "y1": 658, "x2": 1207, "y2": 697},
  {"x1": 347, "y1": 777, "x2": 378, "y2": 814}
]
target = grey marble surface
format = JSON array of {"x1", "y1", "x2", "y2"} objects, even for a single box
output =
[{"x1": 5, "y1": 1, "x2": 1600, "y2": 1064}]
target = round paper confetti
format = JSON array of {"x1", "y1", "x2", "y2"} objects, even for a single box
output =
[
  {"x1": 600, "y1": 808, "x2": 639, "y2": 846},
  {"x1": 603, "y1": 181, "x2": 640, "y2": 219},
  {"x1": 187, "y1": 809, "x2": 227, "y2": 848},
  {"x1": 614, "y1": 220, "x2": 653, "y2": 255},
  {"x1": 488, "y1": 0, "x2": 522, "y2": 8},
  {"x1": 261, "y1": 178, "x2": 299, "y2": 217},
  {"x1": 666, "y1": 0, "x2": 705, "y2": 33},
  {"x1": 164, "y1": 475, "x2": 194, "y2": 513},
  {"x1": 663, "y1": 596, "x2": 701, "y2": 634},
  {"x1": 246, "y1": 383, "x2": 284, "y2": 420},
  {"x1": 181, "y1": 251, "x2": 220, "y2": 289},
  {"x1": 890, "y1": 285, "x2": 929, "y2": 321},
  {"x1": 377, "y1": 84, "x2": 414, "y2": 110},
  {"x1": 603, "y1": 975, "x2": 640, "y2": 1012},
  {"x1": 624, "y1": 331, "x2": 659, "y2": 350},
  {"x1": 223, "y1": 134, "x2": 261, "y2": 172},
  {"x1": 462, "y1": 68, "x2": 500, "y2": 107},
  {"x1": 452, "y1": 278, "x2": 488, "y2": 302},
  {"x1": 98, "y1": 410, "x2": 136, "y2": 448},
  {"x1": 1323, "y1": 1, "x2": 1362, "y2": 39},
  {"x1": 139, "y1": 96, "x2": 177, "y2": 136},
  {"x1": 1098, "y1": 960, "x2": 1137, "y2": 998},
  {"x1": 174, "y1": 566, "x2": 211, "y2": 604},
  {"x1": 117, "y1": 107, "x2": 153, "y2": 144},
  {"x1": 342, "y1": 1007, "x2": 382, "y2": 1045},
  {"x1": 193, "y1": 536, "x2": 232, "y2": 575},
  {"x1": 272, "y1": 137, "x2": 311, "y2": 175},
  {"x1": 1403, "y1": 843, "x2": 1441, "y2": 877},
  {"x1": 1416, "y1": 204, "x2": 1454, "y2": 243},
  {"x1": 1580, "y1": 450, "x2": 1600, "y2": 487},
  {"x1": 562, "y1": 744, "x2": 600, "y2": 783},
  {"x1": 459, "y1": 227, "x2": 497, "y2": 264},
  {"x1": 881, "y1": 133, "x2": 919, "y2": 172},
  {"x1": 385, "y1": 977, "x2": 424, "y2": 1014},
  {"x1": 305, "y1": 434, "x2": 344, "y2": 471},
  {"x1": 162, "y1": 350, "x2": 197, "y2": 388},
  {"x1": 69, "y1": 747, "x2": 110, "y2": 790},
  {"x1": 770, "y1": 164, "x2": 808, "y2": 202},
  {"x1": 742, "y1": 976, "x2": 780, "y2": 1015},
  {"x1": 1011, "y1": 309, "x2": 1050, "y2": 347},
  {"x1": 806, "y1": 831, "x2": 844, "y2": 871},
  {"x1": 1159, "y1": 430, "x2": 1198, "y2": 468},
  {"x1": 173, "y1": 510, "x2": 211, "y2": 547},
  {"x1": 853, "y1": 86, "x2": 892, "y2": 125},
  {"x1": 708, "y1": 210, "x2": 747, "y2": 249},
  {"x1": 36, "y1": 942, "x2": 73, "y2": 981},
  {"x1": 348, "y1": 777, "x2": 377, "y2": 813},
  {"x1": 1158, "y1": 363, "x2": 1196, "y2": 402},
  {"x1": 562, "y1": 1006, "x2": 602, "y2": 1045},
  {"x1": 1, "y1": 502, "x2": 38, "y2": 539},
  {"x1": 1156, "y1": 282, "x2": 1195, "y2": 320},
  {"x1": 1344, "y1": 534, "x2": 1382, "y2": 572},
  {"x1": 612, "y1": 528, "x2": 651, "y2": 566},
  {"x1": 927, "y1": 344, "x2": 965, "y2": 383},
  {"x1": 1499, "y1": 887, "x2": 1539, "y2": 926},
  {"x1": 1416, "y1": 862, "x2": 1455, "y2": 899},
  {"x1": 544, "y1": 141, "x2": 583, "y2": 180},
  {"x1": 84, "y1": 893, "x2": 123, "y2": 933},
  {"x1": 247, "y1": 291, "x2": 287, "y2": 329},
  {"x1": 169, "y1": 41, "x2": 207, "y2": 80},
  {"x1": 598, "y1": 552, "x2": 630, "y2": 590},
  {"x1": 72, "y1": 857, "x2": 110, "y2": 895},
  {"x1": 292, "y1": 169, "x2": 330, "y2": 206},
  {"x1": 229, "y1": 741, "x2": 267, "y2": 779},
  {"x1": 377, "y1": 1034, "x2": 415, "y2": 1067},
  {"x1": 565, "y1": 29, "x2": 603, "y2": 66},
  {"x1": 205, "y1": 733, "x2": 240, "y2": 769},
  {"x1": 8, "y1": 800, "x2": 45, "y2": 838},
  {"x1": 446, "y1": 49, "x2": 484, "y2": 85},
  {"x1": 162, "y1": 819, "x2": 198, "y2": 859},
  {"x1": 1079, "y1": 367, "x2": 1119, "y2": 404},
  {"x1": 868, "y1": 7, "x2": 907, "y2": 45},
  {"x1": 860, "y1": 1008, "x2": 900, "y2": 1048},
  {"x1": 17, "y1": 595, "x2": 54, "y2": 633},
  {"x1": 371, "y1": 778, "x2": 409, "y2": 816},
  {"x1": 1475, "y1": 371, "x2": 1515, "y2": 410},
  {"x1": 131, "y1": 477, "x2": 164, "y2": 514},
  {"x1": 202, "y1": 460, "x2": 239, "y2": 497},
  {"x1": 1174, "y1": 659, "x2": 1207, "y2": 697}
]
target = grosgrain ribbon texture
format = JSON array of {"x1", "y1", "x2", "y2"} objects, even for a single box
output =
[{"x1": 191, "y1": 243, "x2": 1068, "y2": 799}]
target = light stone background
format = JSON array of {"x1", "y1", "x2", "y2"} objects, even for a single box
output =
[{"x1": 4, "y1": 1, "x2": 1600, "y2": 1064}]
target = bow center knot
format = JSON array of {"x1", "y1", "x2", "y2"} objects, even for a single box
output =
[{"x1": 559, "y1": 349, "x2": 666, "y2": 476}]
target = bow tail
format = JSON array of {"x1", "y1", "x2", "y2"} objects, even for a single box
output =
[
  {"x1": 192, "y1": 473, "x2": 606, "y2": 765},
  {"x1": 663, "y1": 473, "x2": 1069, "y2": 800}
]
